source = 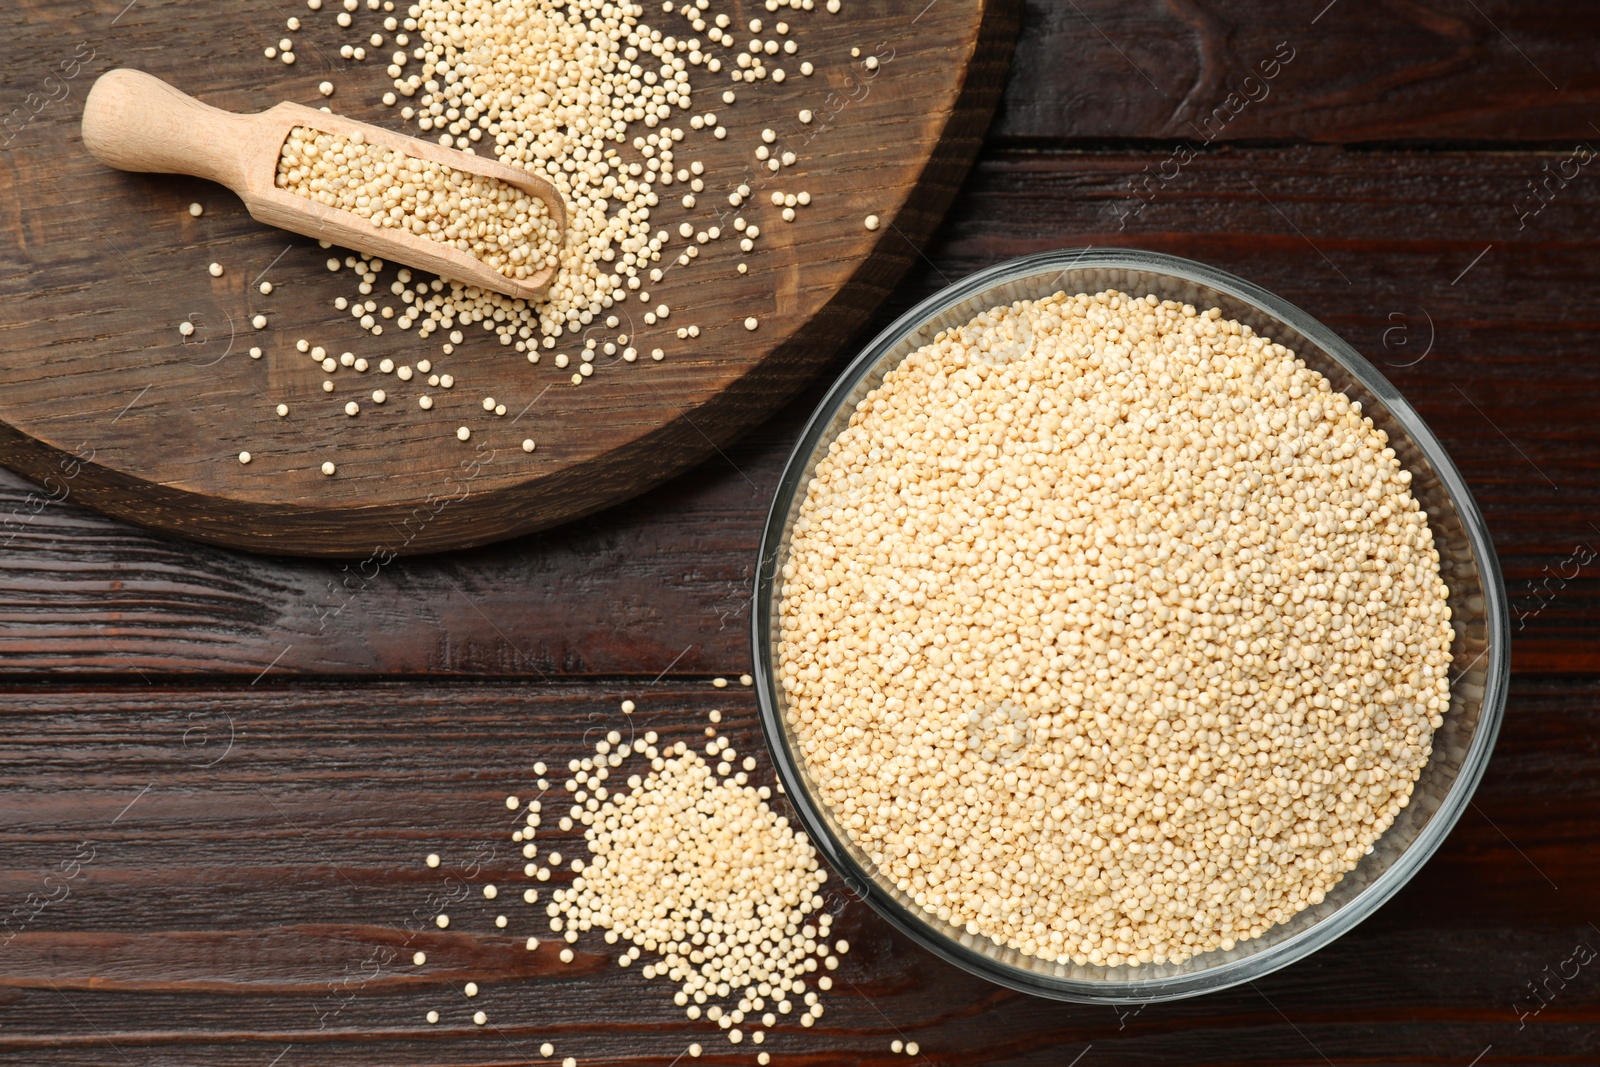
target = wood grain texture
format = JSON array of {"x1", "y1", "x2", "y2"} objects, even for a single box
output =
[
  {"x1": 0, "y1": 0, "x2": 1018, "y2": 556},
  {"x1": 0, "y1": 146, "x2": 1594, "y2": 678},
  {"x1": 0, "y1": 676, "x2": 1595, "y2": 1065},
  {"x1": 994, "y1": 0, "x2": 1600, "y2": 143},
  {"x1": 4, "y1": 1, "x2": 1600, "y2": 1064}
]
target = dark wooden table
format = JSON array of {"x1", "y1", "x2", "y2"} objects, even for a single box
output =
[{"x1": 4, "y1": 2, "x2": 1599, "y2": 1064}]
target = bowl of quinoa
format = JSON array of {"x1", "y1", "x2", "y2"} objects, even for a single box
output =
[{"x1": 752, "y1": 248, "x2": 1508, "y2": 1002}]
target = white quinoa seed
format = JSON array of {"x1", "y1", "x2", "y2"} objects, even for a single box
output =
[
  {"x1": 864, "y1": 214, "x2": 880, "y2": 230},
  {"x1": 188, "y1": 202, "x2": 204, "y2": 217},
  {"x1": 238, "y1": 451, "x2": 252, "y2": 464},
  {"x1": 276, "y1": 126, "x2": 559, "y2": 282},
  {"x1": 321, "y1": 460, "x2": 337, "y2": 476},
  {"x1": 533, "y1": 730, "x2": 839, "y2": 1035},
  {"x1": 778, "y1": 290, "x2": 1454, "y2": 967}
]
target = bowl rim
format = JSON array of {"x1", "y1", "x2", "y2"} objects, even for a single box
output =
[{"x1": 750, "y1": 247, "x2": 1510, "y2": 1003}]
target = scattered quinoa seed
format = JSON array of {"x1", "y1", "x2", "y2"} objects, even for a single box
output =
[{"x1": 864, "y1": 214, "x2": 880, "y2": 230}]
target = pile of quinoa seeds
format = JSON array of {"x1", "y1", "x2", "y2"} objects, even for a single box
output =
[
  {"x1": 231, "y1": 0, "x2": 861, "y2": 472},
  {"x1": 778, "y1": 291, "x2": 1456, "y2": 968},
  {"x1": 275, "y1": 126, "x2": 560, "y2": 282},
  {"x1": 422, "y1": 694, "x2": 852, "y2": 1062}
]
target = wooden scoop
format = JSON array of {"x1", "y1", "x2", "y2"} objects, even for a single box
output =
[{"x1": 81, "y1": 68, "x2": 565, "y2": 302}]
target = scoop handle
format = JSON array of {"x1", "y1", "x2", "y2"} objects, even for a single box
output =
[{"x1": 81, "y1": 69, "x2": 257, "y2": 190}]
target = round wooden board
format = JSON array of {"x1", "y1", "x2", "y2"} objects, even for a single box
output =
[{"x1": 0, "y1": 0, "x2": 1018, "y2": 557}]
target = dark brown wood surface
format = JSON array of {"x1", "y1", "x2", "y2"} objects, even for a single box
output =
[
  {"x1": 4, "y1": 1, "x2": 1600, "y2": 1064},
  {"x1": 0, "y1": 0, "x2": 1016, "y2": 556}
]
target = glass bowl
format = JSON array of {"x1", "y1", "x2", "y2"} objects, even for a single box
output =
[{"x1": 751, "y1": 248, "x2": 1509, "y2": 1003}]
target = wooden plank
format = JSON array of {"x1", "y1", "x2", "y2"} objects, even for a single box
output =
[
  {"x1": 995, "y1": 0, "x2": 1600, "y2": 142},
  {"x1": 0, "y1": 145, "x2": 1594, "y2": 676},
  {"x1": 0, "y1": 0, "x2": 1018, "y2": 556},
  {"x1": 0, "y1": 676, "x2": 1594, "y2": 1064}
]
